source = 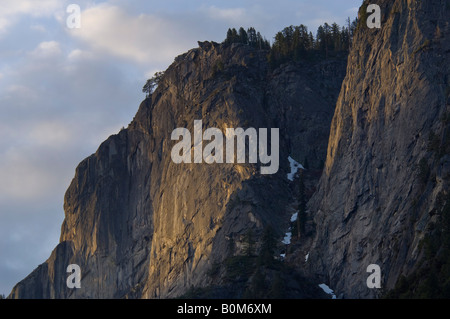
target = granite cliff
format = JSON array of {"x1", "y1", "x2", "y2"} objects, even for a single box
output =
[
  {"x1": 303, "y1": 0, "x2": 450, "y2": 298},
  {"x1": 11, "y1": 0, "x2": 449, "y2": 299},
  {"x1": 9, "y1": 39, "x2": 346, "y2": 298}
]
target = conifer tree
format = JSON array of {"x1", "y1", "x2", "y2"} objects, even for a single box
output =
[
  {"x1": 259, "y1": 226, "x2": 276, "y2": 266},
  {"x1": 225, "y1": 28, "x2": 234, "y2": 44},
  {"x1": 238, "y1": 27, "x2": 248, "y2": 45},
  {"x1": 247, "y1": 27, "x2": 257, "y2": 46},
  {"x1": 142, "y1": 71, "x2": 164, "y2": 97},
  {"x1": 243, "y1": 229, "x2": 255, "y2": 256},
  {"x1": 269, "y1": 273, "x2": 284, "y2": 298},
  {"x1": 297, "y1": 170, "x2": 306, "y2": 239}
]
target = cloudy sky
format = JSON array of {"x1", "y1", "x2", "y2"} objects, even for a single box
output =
[{"x1": 0, "y1": 0, "x2": 361, "y2": 295}]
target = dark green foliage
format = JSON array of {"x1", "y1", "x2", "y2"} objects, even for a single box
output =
[
  {"x1": 181, "y1": 286, "x2": 212, "y2": 299},
  {"x1": 227, "y1": 235, "x2": 235, "y2": 256},
  {"x1": 221, "y1": 226, "x2": 294, "y2": 297},
  {"x1": 207, "y1": 261, "x2": 221, "y2": 278},
  {"x1": 297, "y1": 171, "x2": 307, "y2": 238},
  {"x1": 243, "y1": 268, "x2": 266, "y2": 298},
  {"x1": 269, "y1": 25, "x2": 311, "y2": 67},
  {"x1": 223, "y1": 21, "x2": 355, "y2": 70},
  {"x1": 319, "y1": 159, "x2": 325, "y2": 170},
  {"x1": 238, "y1": 27, "x2": 248, "y2": 45},
  {"x1": 258, "y1": 226, "x2": 277, "y2": 266},
  {"x1": 268, "y1": 20, "x2": 355, "y2": 68},
  {"x1": 225, "y1": 28, "x2": 239, "y2": 44},
  {"x1": 252, "y1": 268, "x2": 266, "y2": 292},
  {"x1": 191, "y1": 225, "x2": 326, "y2": 299},
  {"x1": 142, "y1": 71, "x2": 165, "y2": 96},
  {"x1": 269, "y1": 273, "x2": 285, "y2": 299},
  {"x1": 224, "y1": 255, "x2": 256, "y2": 282},
  {"x1": 303, "y1": 157, "x2": 310, "y2": 170},
  {"x1": 243, "y1": 229, "x2": 256, "y2": 257},
  {"x1": 223, "y1": 27, "x2": 270, "y2": 50}
]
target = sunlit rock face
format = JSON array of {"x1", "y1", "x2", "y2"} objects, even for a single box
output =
[
  {"x1": 305, "y1": 0, "x2": 450, "y2": 299},
  {"x1": 9, "y1": 39, "x2": 346, "y2": 298}
]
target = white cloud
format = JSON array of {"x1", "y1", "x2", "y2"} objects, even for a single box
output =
[
  {"x1": 205, "y1": 6, "x2": 247, "y2": 24},
  {"x1": 0, "y1": 148, "x2": 60, "y2": 200},
  {"x1": 70, "y1": 4, "x2": 193, "y2": 64},
  {"x1": 28, "y1": 121, "x2": 72, "y2": 147},
  {"x1": 0, "y1": 0, "x2": 61, "y2": 16},
  {"x1": 69, "y1": 3, "x2": 235, "y2": 66},
  {"x1": 0, "y1": 17, "x2": 9, "y2": 34},
  {"x1": 0, "y1": 0, "x2": 62, "y2": 34},
  {"x1": 30, "y1": 41, "x2": 62, "y2": 58},
  {"x1": 30, "y1": 24, "x2": 47, "y2": 33},
  {"x1": 3, "y1": 84, "x2": 38, "y2": 102},
  {"x1": 67, "y1": 48, "x2": 93, "y2": 60}
]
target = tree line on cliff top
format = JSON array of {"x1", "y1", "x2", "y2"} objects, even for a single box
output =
[
  {"x1": 223, "y1": 18, "x2": 357, "y2": 68},
  {"x1": 144, "y1": 19, "x2": 357, "y2": 95}
]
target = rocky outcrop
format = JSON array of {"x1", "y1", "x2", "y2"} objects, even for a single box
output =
[
  {"x1": 9, "y1": 40, "x2": 346, "y2": 298},
  {"x1": 11, "y1": 0, "x2": 449, "y2": 299},
  {"x1": 305, "y1": 0, "x2": 450, "y2": 298}
]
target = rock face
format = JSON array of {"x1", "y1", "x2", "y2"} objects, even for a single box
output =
[
  {"x1": 9, "y1": 41, "x2": 346, "y2": 298},
  {"x1": 305, "y1": 0, "x2": 450, "y2": 298},
  {"x1": 9, "y1": 1, "x2": 450, "y2": 300}
]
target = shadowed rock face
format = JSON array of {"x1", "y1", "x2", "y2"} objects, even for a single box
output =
[
  {"x1": 305, "y1": 0, "x2": 450, "y2": 299},
  {"x1": 9, "y1": 40, "x2": 346, "y2": 298}
]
